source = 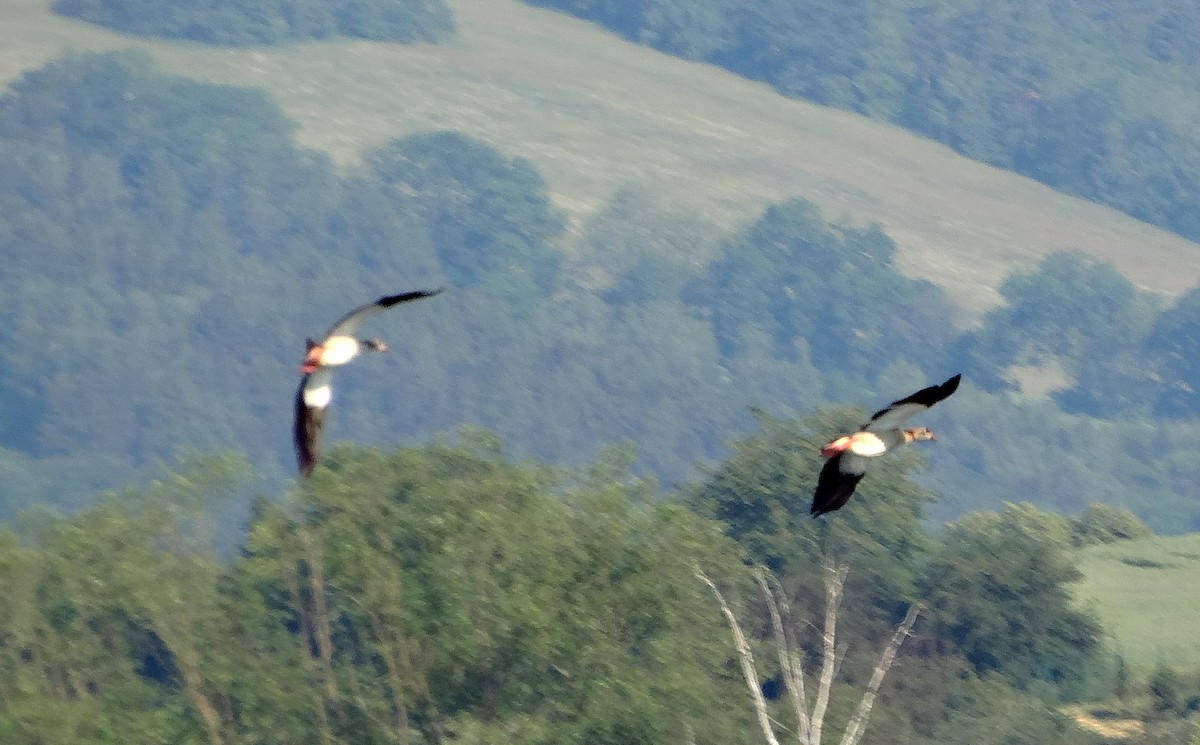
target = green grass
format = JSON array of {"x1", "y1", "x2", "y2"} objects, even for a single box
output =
[
  {"x1": 5, "y1": 0, "x2": 1200, "y2": 323},
  {"x1": 1074, "y1": 534, "x2": 1200, "y2": 677}
]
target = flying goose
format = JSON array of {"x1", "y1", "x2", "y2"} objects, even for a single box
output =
[
  {"x1": 811, "y1": 373, "x2": 961, "y2": 517},
  {"x1": 294, "y1": 289, "x2": 442, "y2": 477}
]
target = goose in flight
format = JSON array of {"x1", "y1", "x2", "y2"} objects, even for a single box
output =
[
  {"x1": 811, "y1": 373, "x2": 961, "y2": 517},
  {"x1": 294, "y1": 289, "x2": 443, "y2": 477}
]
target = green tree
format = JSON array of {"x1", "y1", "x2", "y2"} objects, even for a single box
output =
[
  {"x1": 51, "y1": 0, "x2": 453, "y2": 45},
  {"x1": 0, "y1": 454, "x2": 261, "y2": 745},
  {"x1": 919, "y1": 676, "x2": 1097, "y2": 745},
  {"x1": 1145, "y1": 286, "x2": 1200, "y2": 417},
  {"x1": 1069, "y1": 503, "x2": 1152, "y2": 547},
  {"x1": 684, "y1": 199, "x2": 954, "y2": 379},
  {"x1": 1013, "y1": 85, "x2": 1117, "y2": 196},
  {"x1": 1147, "y1": 665, "x2": 1186, "y2": 717},
  {"x1": 367, "y1": 131, "x2": 566, "y2": 293},
  {"x1": 244, "y1": 434, "x2": 752, "y2": 743},
  {"x1": 952, "y1": 252, "x2": 1158, "y2": 416},
  {"x1": 919, "y1": 503, "x2": 1102, "y2": 693}
]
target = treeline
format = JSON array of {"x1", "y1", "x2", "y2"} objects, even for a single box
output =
[
  {"x1": 4, "y1": 51, "x2": 1200, "y2": 532},
  {"x1": 0, "y1": 426, "x2": 1175, "y2": 745},
  {"x1": 52, "y1": 0, "x2": 454, "y2": 45},
  {"x1": 523, "y1": 0, "x2": 1200, "y2": 246}
]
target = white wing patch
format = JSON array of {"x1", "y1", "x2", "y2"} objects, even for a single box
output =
[
  {"x1": 847, "y1": 435, "x2": 887, "y2": 457},
  {"x1": 319, "y1": 336, "x2": 361, "y2": 367},
  {"x1": 302, "y1": 368, "x2": 333, "y2": 409}
]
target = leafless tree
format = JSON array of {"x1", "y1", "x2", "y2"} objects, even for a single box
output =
[{"x1": 696, "y1": 555, "x2": 919, "y2": 745}]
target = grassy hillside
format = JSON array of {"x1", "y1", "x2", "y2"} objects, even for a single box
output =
[
  {"x1": 5, "y1": 0, "x2": 1200, "y2": 323},
  {"x1": 1074, "y1": 534, "x2": 1200, "y2": 677}
]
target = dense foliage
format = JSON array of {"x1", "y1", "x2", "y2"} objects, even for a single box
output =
[
  {"x1": 0, "y1": 444, "x2": 750, "y2": 744},
  {"x1": 366, "y1": 132, "x2": 565, "y2": 293},
  {"x1": 52, "y1": 0, "x2": 454, "y2": 45},
  {"x1": 0, "y1": 433, "x2": 1142, "y2": 745},
  {"x1": 683, "y1": 201, "x2": 954, "y2": 373},
  {"x1": 523, "y1": 0, "x2": 1200, "y2": 247},
  {"x1": 5, "y1": 52, "x2": 1200, "y2": 535}
]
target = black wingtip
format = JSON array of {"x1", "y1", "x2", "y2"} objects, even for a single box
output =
[
  {"x1": 893, "y1": 372, "x2": 962, "y2": 409},
  {"x1": 935, "y1": 372, "x2": 962, "y2": 402},
  {"x1": 377, "y1": 288, "x2": 445, "y2": 308}
]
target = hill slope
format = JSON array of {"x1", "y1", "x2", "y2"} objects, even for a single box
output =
[
  {"x1": 5, "y1": 0, "x2": 1200, "y2": 321},
  {"x1": 1074, "y1": 534, "x2": 1200, "y2": 676}
]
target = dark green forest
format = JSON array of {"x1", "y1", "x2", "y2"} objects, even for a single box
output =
[
  {"x1": 523, "y1": 0, "x2": 1200, "y2": 248},
  {"x1": 51, "y1": 0, "x2": 454, "y2": 46},
  {"x1": 4, "y1": 52, "x2": 1200, "y2": 534}
]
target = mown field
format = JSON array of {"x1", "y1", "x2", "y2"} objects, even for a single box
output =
[
  {"x1": 1074, "y1": 533, "x2": 1200, "y2": 677},
  {"x1": 4, "y1": 0, "x2": 1200, "y2": 323}
]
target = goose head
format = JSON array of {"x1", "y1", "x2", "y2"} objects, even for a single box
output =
[
  {"x1": 820, "y1": 435, "x2": 853, "y2": 458},
  {"x1": 904, "y1": 426, "x2": 936, "y2": 443},
  {"x1": 299, "y1": 339, "x2": 323, "y2": 374}
]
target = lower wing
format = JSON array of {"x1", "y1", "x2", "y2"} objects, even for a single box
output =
[
  {"x1": 294, "y1": 376, "x2": 327, "y2": 477},
  {"x1": 811, "y1": 453, "x2": 868, "y2": 517}
]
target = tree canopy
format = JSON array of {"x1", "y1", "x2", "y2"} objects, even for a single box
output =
[
  {"x1": 0, "y1": 429, "x2": 1130, "y2": 745},
  {"x1": 51, "y1": 0, "x2": 454, "y2": 46},
  {"x1": 0, "y1": 441, "x2": 765, "y2": 745},
  {"x1": 684, "y1": 200, "x2": 955, "y2": 380}
]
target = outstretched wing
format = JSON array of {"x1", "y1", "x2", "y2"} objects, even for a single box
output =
[
  {"x1": 324, "y1": 288, "x2": 443, "y2": 340},
  {"x1": 864, "y1": 373, "x2": 961, "y2": 432},
  {"x1": 811, "y1": 452, "x2": 869, "y2": 517},
  {"x1": 294, "y1": 370, "x2": 332, "y2": 477}
]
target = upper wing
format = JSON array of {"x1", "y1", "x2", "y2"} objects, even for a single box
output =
[
  {"x1": 864, "y1": 373, "x2": 961, "y2": 432},
  {"x1": 811, "y1": 452, "x2": 869, "y2": 517},
  {"x1": 324, "y1": 288, "x2": 444, "y2": 339}
]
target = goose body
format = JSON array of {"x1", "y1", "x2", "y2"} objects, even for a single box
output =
[
  {"x1": 294, "y1": 289, "x2": 442, "y2": 477},
  {"x1": 811, "y1": 373, "x2": 961, "y2": 517}
]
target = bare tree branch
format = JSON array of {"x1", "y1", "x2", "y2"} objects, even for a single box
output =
[
  {"x1": 838, "y1": 604, "x2": 921, "y2": 745},
  {"x1": 707, "y1": 557, "x2": 916, "y2": 745},
  {"x1": 696, "y1": 568, "x2": 781, "y2": 745},
  {"x1": 755, "y1": 567, "x2": 812, "y2": 744},
  {"x1": 809, "y1": 556, "x2": 847, "y2": 745}
]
